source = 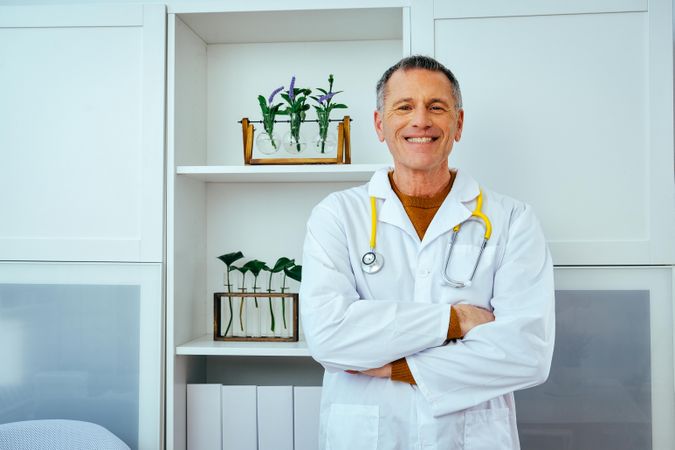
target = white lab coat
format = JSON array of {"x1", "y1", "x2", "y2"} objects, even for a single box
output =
[{"x1": 300, "y1": 167, "x2": 555, "y2": 450}]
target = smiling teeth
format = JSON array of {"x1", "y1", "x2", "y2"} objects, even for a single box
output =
[{"x1": 406, "y1": 137, "x2": 433, "y2": 143}]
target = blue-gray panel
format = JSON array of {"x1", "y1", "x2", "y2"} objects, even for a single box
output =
[
  {"x1": 0, "y1": 284, "x2": 140, "y2": 449},
  {"x1": 516, "y1": 290, "x2": 651, "y2": 450}
]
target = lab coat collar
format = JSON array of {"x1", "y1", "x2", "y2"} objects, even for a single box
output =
[
  {"x1": 422, "y1": 169, "x2": 479, "y2": 248},
  {"x1": 367, "y1": 168, "x2": 419, "y2": 241},
  {"x1": 366, "y1": 168, "x2": 481, "y2": 246}
]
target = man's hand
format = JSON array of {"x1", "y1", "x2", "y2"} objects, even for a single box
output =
[
  {"x1": 345, "y1": 363, "x2": 392, "y2": 378},
  {"x1": 453, "y1": 304, "x2": 495, "y2": 336}
]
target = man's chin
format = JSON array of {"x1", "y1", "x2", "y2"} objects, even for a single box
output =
[{"x1": 392, "y1": 159, "x2": 450, "y2": 175}]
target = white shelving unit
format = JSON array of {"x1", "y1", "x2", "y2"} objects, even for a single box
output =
[
  {"x1": 176, "y1": 335, "x2": 311, "y2": 357},
  {"x1": 176, "y1": 163, "x2": 389, "y2": 183},
  {"x1": 167, "y1": 2, "x2": 674, "y2": 449},
  {"x1": 167, "y1": 3, "x2": 408, "y2": 449}
]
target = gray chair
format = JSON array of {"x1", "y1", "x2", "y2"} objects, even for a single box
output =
[{"x1": 0, "y1": 419, "x2": 130, "y2": 450}]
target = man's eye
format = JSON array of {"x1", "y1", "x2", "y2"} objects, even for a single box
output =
[
  {"x1": 430, "y1": 105, "x2": 446, "y2": 111},
  {"x1": 397, "y1": 105, "x2": 412, "y2": 111}
]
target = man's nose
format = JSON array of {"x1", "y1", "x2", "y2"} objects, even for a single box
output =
[{"x1": 410, "y1": 107, "x2": 432, "y2": 128}]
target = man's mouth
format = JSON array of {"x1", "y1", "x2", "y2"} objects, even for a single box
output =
[{"x1": 405, "y1": 137, "x2": 437, "y2": 143}]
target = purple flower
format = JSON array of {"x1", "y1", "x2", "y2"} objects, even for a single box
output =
[
  {"x1": 318, "y1": 92, "x2": 335, "y2": 104},
  {"x1": 288, "y1": 76, "x2": 296, "y2": 101},
  {"x1": 268, "y1": 86, "x2": 284, "y2": 104}
]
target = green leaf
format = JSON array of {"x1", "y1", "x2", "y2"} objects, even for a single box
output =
[
  {"x1": 331, "y1": 104, "x2": 348, "y2": 109},
  {"x1": 242, "y1": 259, "x2": 267, "y2": 277},
  {"x1": 280, "y1": 93, "x2": 292, "y2": 103},
  {"x1": 233, "y1": 265, "x2": 249, "y2": 275},
  {"x1": 284, "y1": 264, "x2": 302, "y2": 282},
  {"x1": 217, "y1": 251, "x2": 244, "y2": 267},
  {"x1": 315, "y1": 87, "x2": 328, "y2": 95},
  {"x1": 301, "y1": 104, "x2": 310, "y2": 111},
  {"x1": 257, "y1": 95, "x2": 269, "y2": 112},
  {"x1": 272, "y1": 257, "x2": 295, "y2": 273}
]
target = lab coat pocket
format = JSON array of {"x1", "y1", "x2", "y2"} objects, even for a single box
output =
[
  {"x1": 325, "y1": 403, "x2": 379, "y2": 450},
  {"x1": 464, "y1": 407, "x2": 514, "y2": 450},
  {"x1": 440, "y1": 244, "x2": 499, "y2": 307},
  {"x1": 443, "y1": 244, "x2": 498, "y2": 283}
]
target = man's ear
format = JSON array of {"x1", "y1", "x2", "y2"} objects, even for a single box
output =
[
  {"x1": 374, "y1": 110, "x2": 385, "y2": 142},
  {"x1": 454, "y1": 109, "x2": 464, "y2": 142}
]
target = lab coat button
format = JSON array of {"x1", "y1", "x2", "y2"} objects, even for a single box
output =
[{"x1": 418, "y1": 268, "x2": 430, "y2": 277}]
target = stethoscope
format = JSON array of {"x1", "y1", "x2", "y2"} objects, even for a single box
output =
[
  {"x1": 361, "y1": 197, "x2": 385, "y2": 274},
  {"x1": 361, "y1": 191, "x2": 492, "y2": 289}
]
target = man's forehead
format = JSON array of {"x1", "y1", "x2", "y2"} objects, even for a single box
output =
[{"x1": 385, "y1": 68, "x2": 454, "y2": 101}]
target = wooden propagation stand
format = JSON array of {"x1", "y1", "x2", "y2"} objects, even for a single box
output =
[
  {"x1": 213, "y1": 292, "x2": 299, "y2": 342},
  {"x1": 242, "y1": 116, "x2": 351, "y2": 165}
]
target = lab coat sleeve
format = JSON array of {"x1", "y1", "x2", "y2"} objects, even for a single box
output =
[
  {"x1": 405, "y1": 203, "x2": 555, "y2": 417},
  {"x1": 300, "y1": 198, "x2": 452, "y2": 372}
]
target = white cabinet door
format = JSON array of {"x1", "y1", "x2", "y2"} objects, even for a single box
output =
[
  {"x1": 0, "y1": 261, "x2": 163, "y2": 450},
  {"x1": 0, "y1": 4, "x2": 165, "y2": 262},
  {"x1": 416, "y1": 0, "x2": 674, "y2": 265}
]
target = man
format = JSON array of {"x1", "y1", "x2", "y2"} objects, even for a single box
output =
[{"x1": 300, "y1": 55, "x2": 555, "y2": 450}]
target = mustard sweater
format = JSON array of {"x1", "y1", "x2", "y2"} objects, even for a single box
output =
[{"x1": 387, "y1": 171, "x2": 463, "y2": 385}]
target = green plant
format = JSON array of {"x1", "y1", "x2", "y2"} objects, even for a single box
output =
[
  {"x1": 217, "y1": 251, "x2": 244, "y2": 336},
  {"x1": 263, "y1": 257, "x2": 296, "y2": 331},
  {"x1": 311, "y1": 74, "x2": 347, "y2": 153},
  {"x1": 281, "y1": 76, "x2": 311, "y2": 152},
  {"x1": 242, "y1": 259, "x2": 267, "y2": 294},
  {"x1": 219, "y1": 253, "x2": 302, "y2": 337},
  {"x1": 257, "y1": 86, "x2": 284, "y2": 149},
  {"x1": 232, "y1": 264, "x2": 250, "y2": 331},
  {"x1": 281, "y1": 264, "x2": 302, "y2": 292}
]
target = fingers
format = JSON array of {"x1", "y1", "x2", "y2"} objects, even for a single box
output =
[
  {"x1": 454, "y1": 303, "x2": 495, "y2": 335},
  {"x1": 344, "y1": 364, "x2": 393, "y2": 378}
]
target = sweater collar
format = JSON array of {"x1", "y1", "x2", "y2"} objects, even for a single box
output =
[{"x1": 367, "y1": 167, "x2": 480, "y2": 246}]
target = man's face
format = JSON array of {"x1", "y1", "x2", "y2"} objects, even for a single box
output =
[{"x1": 374, "y1": 68, "x2": 464, "y2": 175}]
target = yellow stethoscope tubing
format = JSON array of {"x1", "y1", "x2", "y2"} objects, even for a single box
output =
[
  {"x1": 369, "y1": 190, "x2": 491, "y2": 246},
  {"x1": 369, "y1": 196, "x2": 377, "y2": 250},
  {"x1": 443, "y1": 190, "x2": 492, "y2": 288},
  {"x1": 451, "y1": 190, "x2": 492, "y2": 239},
  {"x1": 365, "y1": 190, "x2": 492, "y2": 287}
]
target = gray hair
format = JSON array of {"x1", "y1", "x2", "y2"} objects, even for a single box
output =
[{"x1": 375, "y1": 55, "x2": 463, "y2": 111}]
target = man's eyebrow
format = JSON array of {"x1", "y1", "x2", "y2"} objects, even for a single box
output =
[
  {"x1": 390, "y1": 97, "x2": 452, "y2": 106},
  {"x1": 428, "y1": 98, "x2": 451, "y2": 105},
  {"x1": 391, "y1": 97, "x2": 414, "y2": 106}
]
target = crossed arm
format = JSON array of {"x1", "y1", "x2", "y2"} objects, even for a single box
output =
[{"x1": 353, "y1": 304, "x2": 496, "y2": 381}]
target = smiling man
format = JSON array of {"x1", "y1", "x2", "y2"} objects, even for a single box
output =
[{"x1": 300, "y1": 55, "x2": 555, "y2": 450}]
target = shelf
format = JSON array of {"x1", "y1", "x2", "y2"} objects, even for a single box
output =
[
  {"x1": 176, "y1": 163, "x2": 389, "y2": 182},
  {"x1": 175, "y1": 7, "x2": 404, "y2": 45},
  {"x1": 176, "y1": 334, "x2": 312, "y2": 357}
]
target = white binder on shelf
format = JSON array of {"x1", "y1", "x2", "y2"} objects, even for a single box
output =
[
  {"x1": 293, "y1": 386, "x2": 322, "y2": 450},
  {"x1": 221, "y1": 385, "x2": 257, "y2": 450},
  {"x1": 187, "y1": 384, "x2": 222, "y2": 450},
  {"x1": 257, "y1": 385, "x2": 293, "y2": 450}
]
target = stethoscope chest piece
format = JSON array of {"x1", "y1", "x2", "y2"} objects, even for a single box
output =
[{"x1": 361, "y1": 250, "x2": 384, "y2": 274}]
